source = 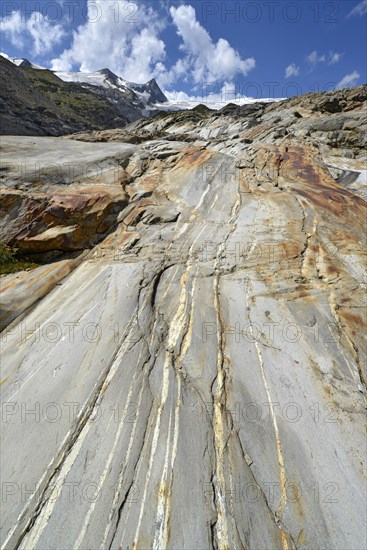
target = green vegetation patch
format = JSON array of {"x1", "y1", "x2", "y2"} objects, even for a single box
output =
[{"x1": 0, "y1": 242, "x2": 40, "y2": 276}]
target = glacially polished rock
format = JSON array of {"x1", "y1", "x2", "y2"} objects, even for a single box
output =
[{"x1": 0, "y1": 86, "x2": 366, "y2": 550}]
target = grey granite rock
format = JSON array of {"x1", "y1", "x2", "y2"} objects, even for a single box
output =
[{"x1": 0, "y1": 85, "x2": 366, "y2": 550}]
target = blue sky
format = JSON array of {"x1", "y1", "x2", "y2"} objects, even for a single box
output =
[{"x1": 0, "y1": 0, "x2": 366, "y2": 102}]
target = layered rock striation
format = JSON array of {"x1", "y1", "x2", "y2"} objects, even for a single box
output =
[{"x1": 0, "y1": 85, "x2": 366, "y2": 549}]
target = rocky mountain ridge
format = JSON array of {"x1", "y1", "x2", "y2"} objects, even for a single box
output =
[
  {"x1": 0, "y1": 55, "x2": 169, "y2": 135},
  {"x1": 0, "y1": 84, "x2": 366, "y2": 549},
  {"x1": 53, "y1": 67, "x2": 168, "y2": 116},
  {"x1": 0, "y1": 55, "x2": 129, "y2": 135}
]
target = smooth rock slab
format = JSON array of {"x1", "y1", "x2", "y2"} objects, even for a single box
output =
[{"x1": 1, "y1": 88, "x2": 366, "y2": 550}]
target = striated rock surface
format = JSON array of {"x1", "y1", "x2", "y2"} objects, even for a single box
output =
[
  {"x1": 0, "y1": 254, "x2": 86, "y2": 331},
  {"x1": 0, "y1": 86, "x2": 366, "y2": 550}
]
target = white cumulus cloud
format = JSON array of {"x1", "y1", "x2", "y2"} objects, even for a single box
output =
[
  {"x1": 285, "y1": 63, "x2": 300, "y2": 78},
  {"x1": 0, "y1": 10, "x2": 65, "y2": 55},
  {"x1": 169, "y1": 4, "x2": 255, "y2": 85},
  {"x1": 337, "y1": 71, "x2": 360, "y2": 89},
  {"x1": 2, "y1": 1, "x2": 257, "y2": 93},
  {"x1": 50, "y1": 0, "x2": 167, "y2": 83}
]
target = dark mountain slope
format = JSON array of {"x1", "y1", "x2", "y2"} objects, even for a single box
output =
[{"x1": 0, "y1": 56, "x2": 129, "y2": 136}]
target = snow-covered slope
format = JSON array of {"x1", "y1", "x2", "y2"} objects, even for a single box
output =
[
  {"x1": 3, "y1": 52, "x2": 279, "y2": 115},
  {"x1": 55, "y1": 68, "x2": 280, "y2": 111},
  {"x1": 155, "y1": 95, "x2": 280, "y2": 112},
  {"x1": 0, "y1": 53, "x2": 46, "y2": 70},
  {"x1": 55, "y1": 68, "x2": 168, "y2": 106},
  {"x1": 55, "y1": 70, "x2": 112, "y2": 89},
  {"x1": 3, "y1": 53, "x2": 168, "y2": 120}
]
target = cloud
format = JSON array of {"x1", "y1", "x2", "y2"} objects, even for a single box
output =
[
  {"x1": 157, "y1": 57, "x2": 191, "y2": 88},
  {"x1": 169, "y1": 4, "x2": 255, "y2": 85},
  {"x1": 307, "y1": 50, "x2": 343, "y2": 68},
  {"x1": 347, "y1": 0, "x2": 367, "y2": 17},
  {"x1": 118, "y1": 27, "x2": 166, "y2": 83},
  {"x1": 0, "y1": 10, "x2": 65, "y2": 55},
  {"x1": 337, "y1": 71, "x2": 360, "y2": 89},
  {"x1": 328, "y1": 51, "x2": 343, "y2": 64},
  {"x1": 51, "y1": 0, "x2": 167, "y2": 83},
  {"x1": 2, "y1": 1, "x2": 256, "y2": 90},
  {"x1": 285, "y1": 63, "x2": 300, "y2": 78},
  {"x1": 307, "y1": 50, "x2": 326, "y2": 66}
]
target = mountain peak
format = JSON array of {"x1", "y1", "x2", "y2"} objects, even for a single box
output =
[
  {"x1": 88, "y1": 69, "x2": 167, "y2": 103},
  {"x1": 13, "y1": 58, "x2": 32, "y2": 67},
  {"x1": 99, "y1": 68, "x2": 118, "y2": 80},
  {"x1": 143, "y1": 78, "x2": 168, "y2": 103},
  {"x1": 1, "y1": 54, "x2": 46, "y2": 70}
]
